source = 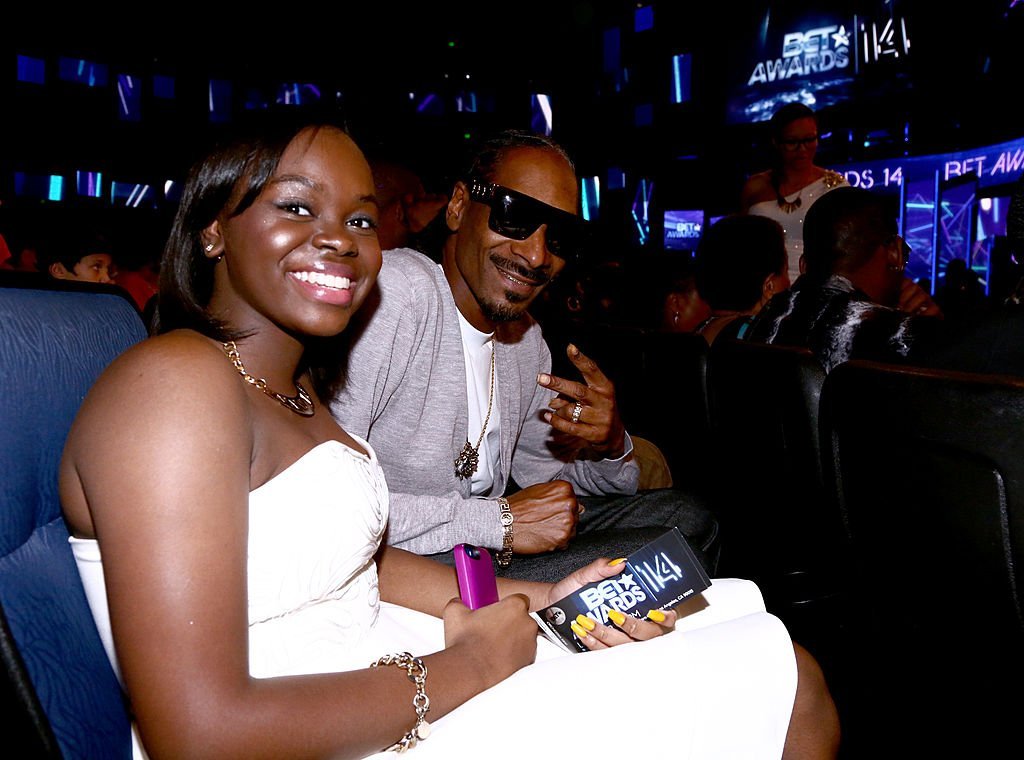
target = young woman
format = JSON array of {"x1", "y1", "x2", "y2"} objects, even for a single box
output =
[
  {"x1": 59, "y1": 121, "x2": 838, "y2": 759},
  {"x1": 741, "y1": 103, "x2": 849, "y2": 286}
]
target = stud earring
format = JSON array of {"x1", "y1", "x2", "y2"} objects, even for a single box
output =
[{"x1": 205, "y1": 243, "x2": 215, "y2": 253}]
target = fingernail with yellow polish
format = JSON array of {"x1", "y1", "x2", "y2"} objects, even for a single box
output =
[
  {"x1": 575, "y1": 614, "x2": 596, "y2": 631},
  {"x1": 607, "y1": 557, "x2": 627, "y2": 567},
  {"x1": 607, "y1": 609, "x2": 627, "y2": 626},
  {"x1": 570, "y1": 621, "x2": 590, "y2": 639},
  {"x1": 646, "y1": 609, "x2": 667, "y2": 623}
]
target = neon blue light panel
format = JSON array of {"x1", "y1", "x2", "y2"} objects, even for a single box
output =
[
  {"x1": 48, "y1": 175, "x2": 64, "y2": 202},
  {"x1": 153, "y1": 75, "x2": 175, "y2": 99},
  {"x1": 276, "y1": 83, "x2": 321, "y2": 106},
  {"x1": 581, "y1": 177, "x2": 600, "y2": 221},
  {"x1": 631, "y1": 178, "x2": 653, "y2": 246},
  {"x1": 117, "y1": 74, "x2": 142, "y2": 121},
  {"x1": 530, "y1": 94, "x2": 553, "y2": 136},
  {"x1": 607, "y1": 168, "x2": 626, "y2": 191},
  {"x1": 209, "y1": 80, "x2": 232, "y2": 123},
  {"x1": 671, "y1": 54, "x2": 692, "y2": 104},
  {"x1": 415, "y1": 93, "x2": 443, "y2": 115},
  {"x1": 58, "y1": 57, "x2": 107, "y2": 87},
  {"x1": 634, "y1": 5, "x2": 654, "y2": 33},
  {"x1": 17, "y1": 55, "x2": 45, "y2": 84},
  {"x1": 76, "y1": 171, "x2": 102, "y2": 198},
  {"x1": 111, "y1": 182, "x2": 156, "y2": 208}
]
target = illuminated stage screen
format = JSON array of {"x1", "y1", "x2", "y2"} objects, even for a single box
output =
[
  {"x1": 830, "y1": 135, "x2": 1024, "y2": 294},
  {"x1": 724, "y1": 1, "x2": 911, "y2": 124}
]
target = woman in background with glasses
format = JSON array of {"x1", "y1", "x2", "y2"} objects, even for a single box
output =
[{"x1": 741, "y1": 102, "x2": 849, "y2": 285}]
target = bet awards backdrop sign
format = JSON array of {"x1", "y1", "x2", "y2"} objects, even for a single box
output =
[{"x1": 726, "y1": 1, "x2": 911, "y2": 124}]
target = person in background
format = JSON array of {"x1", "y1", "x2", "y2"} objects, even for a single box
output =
[
  {"x1": 332, "y1": 128, "x2": 722, "y2": 581},
  {"x1": 741, "y1": 102, "x2": 849, "y2": 286},
  {"x1": 744, "y1": 185, "x2": 944, "y2": 372},
  {"x1": 38, "y1": 232, "x2": 116, "y2": 285},
  {"x1": 661, "y1": 268, "x2": 712, "y2": 333},
  {"x1": 691, "y1": 214, "x2": 789, "y2": 344},
  {"x1": 58, "y1": 117, "x2": 839, "y2": 760},
  {"x1": 369, "y1": 158, "x2": 448, "y2": 252}
]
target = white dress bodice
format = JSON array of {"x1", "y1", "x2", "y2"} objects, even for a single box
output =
[
  {"x1": 71, "y1": 436, "x2": 801, "y2": 759},
  {"x1": 748, "y1": 169, "x2": 849, "y2": 284}
]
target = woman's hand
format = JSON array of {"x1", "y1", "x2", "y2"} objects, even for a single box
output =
[
  {"x1": 544, "y1": 558, "x2": 678, "y2": 649},
  {"x1": 569, "y1": 606, "x2": 678, "y2": 651},
  {"x1": 442, "y1": 593, "x2": 538, "y2": 689}
]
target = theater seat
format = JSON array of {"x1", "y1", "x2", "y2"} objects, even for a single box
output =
[
  {"x1": 704, "y1": 339, "x2": 849, "y2": 617},
  {"x1": 820, "y1": 359, "x2": 1024, "y2": 755},
  {"x1": 545, "y1": 323, "x2": 713, "y2": 492},
  {"x1": 0, "y1": 275, "x2": 145, "y2": 759}
]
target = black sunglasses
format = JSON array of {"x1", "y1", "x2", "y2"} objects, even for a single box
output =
[{"x1": 467, "y1": 177, "x2": 586, "y2": 259}]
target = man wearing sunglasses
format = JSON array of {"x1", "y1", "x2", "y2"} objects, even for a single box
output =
[{"x1": 332, "y1": 129, "x2": 719, "y2": 581}]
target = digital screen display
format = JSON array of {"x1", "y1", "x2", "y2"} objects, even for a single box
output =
[
  {"x1": 663, "y1": 209, "x2": 704, "y2": 252},
  {"x1": 832, "y1": 133, "x2": 1024, "y2": 289},
  {"x1": 723, "y1": 1, "x2": 911, "y2": 124}
]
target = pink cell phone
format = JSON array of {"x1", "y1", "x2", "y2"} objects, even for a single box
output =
[{"x1": 454, "y1": 543, "x2": 500, "y2": 609}]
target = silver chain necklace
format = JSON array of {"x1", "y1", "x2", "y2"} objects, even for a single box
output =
[
  {"x1": 454, "y1": 343, "x2": 495, "y2": 479},
  {"x1": 222, "y1": 341, "x2": 315, "y2": 418}
]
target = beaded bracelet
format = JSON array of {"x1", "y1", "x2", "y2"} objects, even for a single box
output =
[{"x1": 371, "y1": 652, "x2": 431, "y2": 752}]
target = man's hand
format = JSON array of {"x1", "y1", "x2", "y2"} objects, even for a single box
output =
[
  {"x1": 898, "y1": 278, "x2": 943, "y2": 318},
  {"x1": 506, "y1": 480, "x2": 580, "y2": 554},
  {"x1": 537, "y1": 344, "x2": 627, "y2": 458}
]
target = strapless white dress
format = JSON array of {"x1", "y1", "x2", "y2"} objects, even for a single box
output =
[
  {"x1": 748, "y1": 170, "x2": 849, "y2": 285},
  {"x1": 72, "y1": 437, "x2": 799, "y2": 759}
]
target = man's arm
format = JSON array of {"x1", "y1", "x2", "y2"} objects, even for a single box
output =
[{"x1": 386, "y1": 491, "x2": 504, "y2": 554}]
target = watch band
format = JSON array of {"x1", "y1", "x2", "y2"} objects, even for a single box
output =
[{"x1": 496, "y1": 497, "x2": 513, "y2": 567}]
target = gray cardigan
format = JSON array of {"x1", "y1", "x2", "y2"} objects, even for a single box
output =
[{"x1": 331, "y1": 249, "x2": 638, "y2": 555}]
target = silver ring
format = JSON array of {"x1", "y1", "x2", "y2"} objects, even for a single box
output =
[{"x1": 571, "y1": 401, "x2": 583, "y2": 424}]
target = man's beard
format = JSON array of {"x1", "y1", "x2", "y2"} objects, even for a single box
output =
[
  {"x1": 480, "y1": 291, "x2": 529, "y2": 323},
  {"x1": 479, "y1": 253, "x2": 552, "y2": 323}
]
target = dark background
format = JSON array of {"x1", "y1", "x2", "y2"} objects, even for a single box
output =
[{"x1": 3, "y1": 0, "x2": 1023, "y2": 262}]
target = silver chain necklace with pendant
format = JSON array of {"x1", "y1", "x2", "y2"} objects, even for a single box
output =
[{"x1": 454, "y1": 344, "x2": 495, "y2": 479}]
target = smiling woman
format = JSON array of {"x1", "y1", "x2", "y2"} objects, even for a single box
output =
[{"x1": 55, "y1": 117, "x2": 838, "y2": 760}]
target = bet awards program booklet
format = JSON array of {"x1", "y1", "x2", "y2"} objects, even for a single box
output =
[{"x1": 531, "y1": 528, "x2": 712, "y2": 653}]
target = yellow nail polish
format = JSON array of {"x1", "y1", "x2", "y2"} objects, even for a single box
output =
[
  {"x1": 646, "y1": 609, "x2": 667, "y2": 623},
  {"x1": 607, "y1": 609, "x2": 627, "y2": 626},
  {"x1": 575, "y1": 614, "x2": 596, "y2": 631},
  {"x1": 570, "y1": 621, "x2": 589, "y2": 639},
  {"x1": 607, "y1": 557, "x2": 627, "y2": 567}
]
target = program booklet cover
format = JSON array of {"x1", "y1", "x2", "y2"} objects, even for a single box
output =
[{"x1": 531, "y1": 527, "x2": 712, "y2": 653}]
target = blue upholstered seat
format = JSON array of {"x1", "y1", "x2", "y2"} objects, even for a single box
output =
[{"x1": 0, "y1": 276, "x2": 145, "y2": 759}]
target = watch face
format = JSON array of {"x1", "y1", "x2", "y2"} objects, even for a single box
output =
[{"x1": 500, "y1": 513, "x2": 514, "y2": 526}]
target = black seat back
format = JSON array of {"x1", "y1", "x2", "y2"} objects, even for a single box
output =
[
  {"x1": 820, "y1": 359, "x2": 1024, "y2": 751},
  {"x1": 704, "y1": 339, "x2": 846, "y2": 606}
]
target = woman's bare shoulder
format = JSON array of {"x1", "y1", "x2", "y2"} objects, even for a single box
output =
[
  {"x1": 740, "y1": 171, "x2": 775, "y2": 209},
  {"x1": 69, "y1": 330, "x2": 247, "y2": 446},
  {"x1": 95, "y1": 330, "x2": 234, "y2": 391}
]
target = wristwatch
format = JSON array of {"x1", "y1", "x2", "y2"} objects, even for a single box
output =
[{"x1": 496, "y1": 497, "x2": 514, "y2": 567}]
